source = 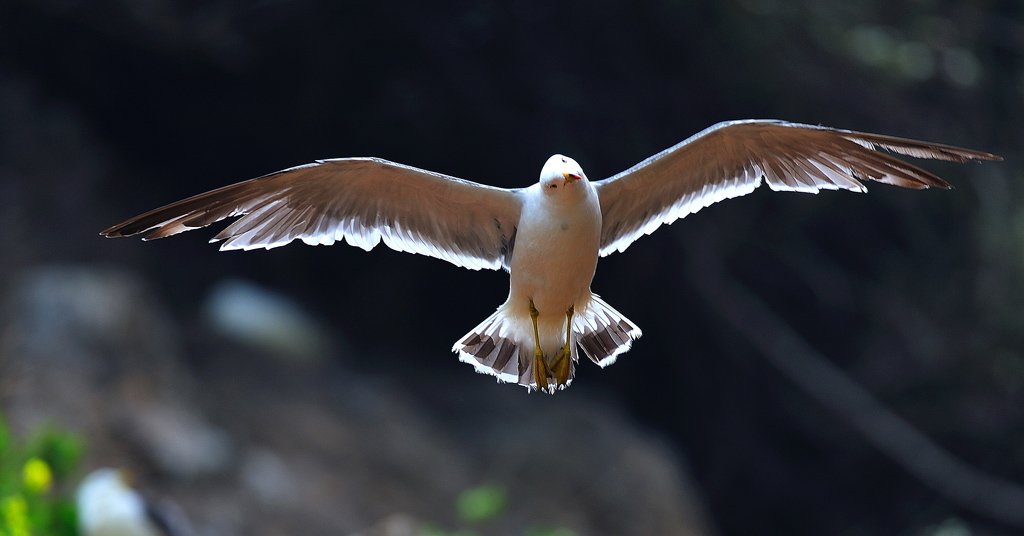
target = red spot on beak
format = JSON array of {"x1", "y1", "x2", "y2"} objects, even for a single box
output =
[{"x1": 563, "y1": 172, "x2": 582, "y2": 183}]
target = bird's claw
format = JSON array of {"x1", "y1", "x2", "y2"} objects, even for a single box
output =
[
  {"x1": 533, "y1": 350, "x2": 551, "y2": 392},
  {"x1": 550, "y1": 304, "x2": 574, "y2": 387},
  {"x1": 550, "y1": 345, "x2": 572, "y2": 387},
  {"x1": 528, "y1": 300, "x2": 574, "y2": 393},
  {"x1": 529, "y1": 299, "x2": 550, "y2": 391}
]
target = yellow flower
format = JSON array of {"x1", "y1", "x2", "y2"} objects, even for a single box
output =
[{"x1": 22, "y1": 457, "x2": 52, "y2": 494}]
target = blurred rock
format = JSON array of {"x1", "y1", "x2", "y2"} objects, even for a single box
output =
[
  {"x1": 0, "y1": 264, "x2": 714, "y2": 536},
  {"x1": 350, "y1": 513, "x2": 422, "y2": 536},
  {"x1": 124, "y1": 404, "x2": 232, "y2": 480},
  {"x1": 239, "y1": 447, "x2": 299, "y2": 508},
  {"x1": 462, "y1": 394, "x2": 711, "y2": 536},
  {"x1": 202, "y1": 278, "x2": 332, "y2": 365},
  {"x1": 1, "y1": 265, "x2": 178, "y2": 368},
  {"x1": 184, "y1": 364, "x2": 714, "y2": 536},
  {"x1": 0, "y1": 265, "x2": 229, "y2": 478}
]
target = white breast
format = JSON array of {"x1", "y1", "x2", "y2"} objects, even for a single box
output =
[{"x1": 507, "y1": 181, "x2": 602, "y2": 319}]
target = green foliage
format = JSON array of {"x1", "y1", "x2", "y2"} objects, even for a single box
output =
[
  {"x1": 0, "y1": 413, "x2": 83, "y2": 536},
  {"x1": 455, "y1": 483, "x2": 506, "y2": 523},
  {"x1": 28, "y1": 429, "x2": 84, "y2": 482},
  {"x1": 426, "y1": 483, "x2": 577, "y2": 536},
  {"x1": 524, "y1": 528, "x2": 579, "y2": 536}
]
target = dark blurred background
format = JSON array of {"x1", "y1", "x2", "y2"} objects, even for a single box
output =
[{"x1": 0, "y1": 0, "x2": 1021, "y2": 535}]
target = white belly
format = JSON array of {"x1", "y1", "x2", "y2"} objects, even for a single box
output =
[{"x1": 505, "y1": 183, "x2": 601, "y2": 356}]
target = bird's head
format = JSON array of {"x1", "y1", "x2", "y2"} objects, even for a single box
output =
[{"x1": 539, "y1": 154, "x2": 587, "y2": 197}]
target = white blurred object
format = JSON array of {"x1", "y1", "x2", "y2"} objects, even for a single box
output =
[
  {"x1": 202, "y1": 278, "x2": 330, "y2": 362},
  {"x1": 129, "y1": 404, "x2": 233, "y2": 479},
  {"x1": 76, "y1": 468, "x2": 161, "y2": 536}
]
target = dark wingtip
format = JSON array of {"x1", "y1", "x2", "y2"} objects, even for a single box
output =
[
  {"x1": 99, "y1": 226, "x2": 124, "y2": 238},
  {"x1": 935, "y1": 147, "x2": 1001, "y2": 163},
  {"x1": 928, "y1": 175, "x2": 954, "y2": 190},
  {"x1": 99, "y1": 221, "x2": 143, "y2": 238},
  {"x1": 953, "y1": 150, "x2": 1002, "y2": 162}
]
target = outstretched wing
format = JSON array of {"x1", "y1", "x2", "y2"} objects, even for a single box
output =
[
  {"x1": 594, "y1": 120, "x2": 1000, "y2": 256},
  {"x1": 102, "y1": 158, "x2": 523, "y2": 271}
]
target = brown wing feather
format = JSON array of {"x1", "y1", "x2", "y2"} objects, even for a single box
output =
[
  {"x1": 594, "y1": 120, "x2": 1000, "y2": 256},
  {"x1": 102, "y1": 158, "x2": 522, "y2": 271}
]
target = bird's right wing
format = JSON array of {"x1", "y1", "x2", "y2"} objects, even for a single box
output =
[
  {"x1": 594, "y1": 120, "x2": 1000, "y2": 256},
  {"x1": 102, "y1": 158, "x2": 523, "y2": 271}
]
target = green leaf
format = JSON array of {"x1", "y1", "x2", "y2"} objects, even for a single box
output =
[
  {"x1": 47, "y1": 500, "x2": 78, "y2": 536},
  {"x1": 0, "y1": 417, "x2": 84, "y2": 535},
  {"x1": 0, "y1": 414, "x2": 10, "y2": 455},
  {"x1": 455, "y1": 483, "x2": 507, "y2": 523},
  {"x1": 524, "y1": 528, "x2": 580, "y2": 536},
  {"x1": 29, "y1": 428, "x2": 84, "y2": 480}
]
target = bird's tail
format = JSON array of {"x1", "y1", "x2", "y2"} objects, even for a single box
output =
[
  {"x1": 453, "y1": 308, "x2": 530, "y2": 387},
  {"x1": 453, "y1": 294, "x2": 642, "y2": 391},
  {"x1": 454, "y1": 306, "x2": 578, "y2": 391},
  {"x1": 574, "y1": 294, "x2": 642, "y2": 368}
]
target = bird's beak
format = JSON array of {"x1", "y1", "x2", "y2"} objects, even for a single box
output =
[{"x1": 563, "y1": 172, "x2": 582, "y2": 183}]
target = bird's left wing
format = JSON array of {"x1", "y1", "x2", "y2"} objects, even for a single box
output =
[
  {"x1": 102, "y1": 158, "x2": 522, "y2": 271},
  {"x1": 594, "y1": 120, "x2": 1000, "y2": 256}
]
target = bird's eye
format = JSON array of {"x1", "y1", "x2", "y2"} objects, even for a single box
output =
[{"x1": 548, "y1": 183, "x2": 558, "y2": 189}]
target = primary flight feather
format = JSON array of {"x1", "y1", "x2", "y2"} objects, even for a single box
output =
[{"x1": 102, "y1": 120, "x2": 1000, "y2": 393}]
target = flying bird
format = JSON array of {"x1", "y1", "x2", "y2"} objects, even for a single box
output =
[{"x1": 101, "y1": 120, "x2": 1000, "y2": 393}]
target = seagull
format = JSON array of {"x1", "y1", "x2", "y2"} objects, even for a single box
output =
[{"x1": 101, "y1": 120, "x2": 1000, "y2": 393}]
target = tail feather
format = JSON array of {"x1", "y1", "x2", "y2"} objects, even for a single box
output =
[
  {"x1": 576, "y1": 294, "x2": 642, "y2": 368},
  {"x1": 453, "y1": 294, "x2": 641, "y2": 392},
  {"x1": 453, "y1": 309, "x2": 527, "y2": 385}
]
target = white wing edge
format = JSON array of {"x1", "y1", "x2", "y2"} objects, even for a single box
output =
[{"x1": 201, "y1": 158, "x2": 515, "y2": 272}]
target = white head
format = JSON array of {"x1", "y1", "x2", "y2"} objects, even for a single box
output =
[{"x1": 538, "y1": 154, "x2": 588, "y2": 198}]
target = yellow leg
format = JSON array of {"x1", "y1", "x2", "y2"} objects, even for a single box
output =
[
  {"x1": 550, "y1": 305, "x2": 574, "y2": 387},
  {"x1": 529, "y1": 300, "x2": 551, "y2": 391}
]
